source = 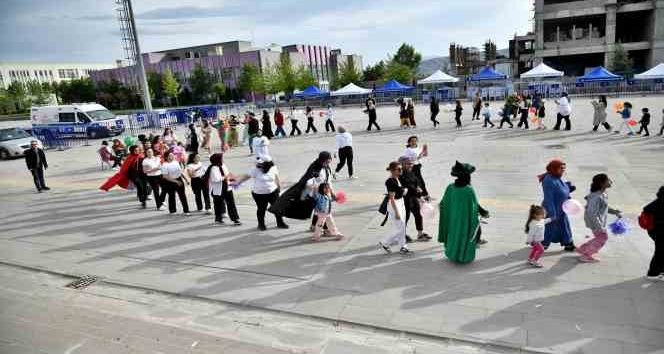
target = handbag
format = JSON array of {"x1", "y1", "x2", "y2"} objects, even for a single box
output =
[{"x1": 378, "y1": 194, "x2": 388, "y2": 215}]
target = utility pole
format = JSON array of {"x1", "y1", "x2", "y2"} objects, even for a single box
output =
[{"x1": 116, "y1": 0, "x2": 152, "y2": 112}]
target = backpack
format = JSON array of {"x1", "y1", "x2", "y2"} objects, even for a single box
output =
[{"x1": 638, "y1": 211, "x2": 655, "y2": 231}]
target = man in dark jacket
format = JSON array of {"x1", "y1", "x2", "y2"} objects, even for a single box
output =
[
  {"x1": 24, "y1": 140, "x2": 49, "y2": 192},
  {"x1": 644, "y1": 186, "x2": 664, "y2": 280},
  {"x1": 247, "y1": 112, "x2": 260, "y2": 155}
]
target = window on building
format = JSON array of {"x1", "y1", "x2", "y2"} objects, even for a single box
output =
[
  {"x1": 58, "y1": 69, "x2": 77, "y2": 79},
  {"x1": 185, "y1": 52, "x2": 192, "y2": 59},
  {"x1": 194, "y1": 52, "x2": 200, "y2": 58},
  {"x1": 58, "y1": 112, "x2": 76, "y2": 123}
]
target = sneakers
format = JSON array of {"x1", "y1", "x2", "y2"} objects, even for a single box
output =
[
  {"x1": 232, "y1": 220, "x2": 242, "y2": 226},
  {"x1": 205, "y1": 209, "x2": 213, "y2": 215},
  {"x1": 564, "y1": 244, "x2": 576, "y2": 252},
  {"x1": 156, "y1": 206, "x2": 163, "y2": 211},
  {"x1": 42, "y1": 186, "x2": 50, "y2": 191},
  {"x1": 379, "y1": 242, "x2": 391, "y2": 254},
  {"x1": 646, "y1": 274, "x2": 664, "y2": 281},
  {"x1": 277, "y1": 223, "x2": 290, "y2": 229},
  {"x1": 528, "y1": 260, "x2": 544, "y2": 268},
  {"x1": 399, "y1": 247, "x2": 413, "y2": 255},
  {"x1": 579, "y1": 255, "x2": 599, "y2": 263},
  {"x1": 335, "y1": 233, "x2": 344, "y2": 240},
  {"x1": 215, "y1": 219, "x2": 225, "y2": 225},
  {"x1": 417, "y1": 233, "x2": 432, "y2": 242},
  {"x1": 183, "y1": 212, "x2": 191, "y2": 216}
]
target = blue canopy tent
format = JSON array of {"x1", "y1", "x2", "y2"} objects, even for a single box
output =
[
  {"x1": 468, "y1": 67, "x2": 508, "y2": 82},
  {"x1": 576, "y1": 66, "x2": 623, "y2": 83},
  {"x1": 375, "y1": 79, "x2": 415, "y2": 94},
  {"x1": 294, "y1": 85, "x2": 330, "y2": 98}
]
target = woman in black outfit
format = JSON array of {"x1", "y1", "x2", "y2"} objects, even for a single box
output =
[
  {"x1": 261, "y1": 110, "x2": 274, "y2": 139},
  {"x1": 187, "y1": 124, "x2": 199, "y2": 153},
  {"x1": 305, "y1": 106, "x2": 318, "y2": 133},
  {"x1": 206, "y1": 153, "x2": 241, "y2": 225},
  {"x1": 399, "y1": 155, "x2": 431, "y2": 243},
  {"x1": 365, "y1": 96, "x2": 380, "y2": 131}
]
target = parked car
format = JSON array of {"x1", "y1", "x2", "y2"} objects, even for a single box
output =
[{"x1": 0, "y1": 128, "x2": 43, "y2": 160}]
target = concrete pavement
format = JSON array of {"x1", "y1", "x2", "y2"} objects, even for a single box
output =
[{"x1": 0, "y1": 97, "x2": 663, "y2": 353}]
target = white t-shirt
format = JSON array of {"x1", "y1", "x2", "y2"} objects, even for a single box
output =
[
  {"x1": 142, "y1": 156, "x2": 162, "y2": 176},
  {"x1": 306, "y1": 167, "x2": 332, "y2": 196},
  {"x1": 526, "y1": 218, "x2": 552, "y2": 244},
  {"x1": 248, "y1": 166, "x2": 279, "y2": 194},
  {"x1": 326, "y1": 108, "x2": 334, "y2": 121},
  {"x1": 335, "y1": 132, "x2": 353, "y2": 150},
  {"x1": 403, "y1": 146, "x2": 423, "y2": 165},
  {"x1": 161, "y1": 161, "x2": 183, "y2": 179},
  {"x1": 186, "y1": 162, "x2": 206, "y2": 179},
  {"x1": 557, "y1": 97, "x2": 572, "y2": 116},
  {"x1": 209, "y1": 164, "x2": 230, "y2": 196},
  {"x1": 252, "y1": 136, "x2": 270, "y2": 158}
]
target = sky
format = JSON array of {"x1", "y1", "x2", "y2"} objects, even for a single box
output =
[{"x1": 0, "y1": 0, "x2": 532, "y2": 67}]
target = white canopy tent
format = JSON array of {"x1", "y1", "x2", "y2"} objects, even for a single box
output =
[
  {"x1": 331, "y1": 83, "x2": 372, "y2": 96},
  {"x1": 520, "y1": 63, "x2": 564, "y2": 78},
  {"x1": 417, "y1": 70, "x2": 459, "y2": 84},
  {"x1": 634, "y1": 63, "x2": 664, "y2": 80}
]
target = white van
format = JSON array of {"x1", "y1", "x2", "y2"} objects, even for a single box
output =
[{"x1": 30, "y1": 103, "x2": 124, "y2": 138}]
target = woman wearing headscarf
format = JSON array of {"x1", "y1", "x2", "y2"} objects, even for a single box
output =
[
  {"x1": 269, "y1": 151, "x2": 333, "y2": 223},
  {"x1": 186, "y1": 124, "x2": 199, "y2": 153},
  {"x1": 407, "y1": 98, "x2": 416, "y2": 127},
  {"x1": 261, "y1": 110, "x2": 274, "y2": 139},
  {"x1": 438, "y1": 161, "x2": 490, "y2": 264},
  {"x1": 540, "y1": 159, "x2": 576, "y2": 251},
  {"x1": 207, "y1": 153, "x2": 241, "y2": 225}
]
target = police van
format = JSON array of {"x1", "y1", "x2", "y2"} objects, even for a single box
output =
[{"x1": 30, "y1": 103, "x2": 125, "y2": 138}]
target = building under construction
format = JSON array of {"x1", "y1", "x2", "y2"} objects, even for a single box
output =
[{"x1": 534, "y1": 0, "x2": 664, "y2": 76}]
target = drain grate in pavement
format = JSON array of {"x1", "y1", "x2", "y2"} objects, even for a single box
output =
[
  {"x1": 66, "y1": 275, "x2": 99, "y2": 289},
  {"x1": 544, "y1": 144, "x2": 567, "y2": 150}
]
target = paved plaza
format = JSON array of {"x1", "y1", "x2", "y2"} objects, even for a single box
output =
[{"x1": 0, "y1": 97, "x2": 663, "y2": 353}]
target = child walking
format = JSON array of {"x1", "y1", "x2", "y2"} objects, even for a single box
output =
[
  {"x1": 536, "y1": 100, "x2": 546, "y2": 129},
  {"x1": 454, "y1": 100, "x2": 463, "y2": 128},
  {"x1": 312, "y1": 183, "x2": 343, "y2": 242},
  {"x1": 637, "y1": 107, "x2": 651, "y2": 137},
  {"x1": 482, "y1": 102, "x2": 494, "y2": 128},
  {"x1": 498, "y1": 103, "x2": 514, "y2": 129},
  {"x1": 614, "y1": 102, "x2": 635, "y2": 135},
  {"x1": 577, "y1": 173, "x2": 622, "y2": 263},
  {"x1": 525, "y1": 205, "x2": 553, "y2": 268}
]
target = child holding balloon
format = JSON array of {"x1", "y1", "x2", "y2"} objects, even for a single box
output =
[
  {"x1": 577, "y1": 173, "x2": 622, "y2": 263},
  {"x1": 311, "y1": 183, "x2": 344, "y2": 242},
  {"x1": 614, "y1": 102, "x2": 635, "y2": 135}
]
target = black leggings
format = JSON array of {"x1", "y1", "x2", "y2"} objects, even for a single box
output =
[
  {"x1": 212, "y1": 190, "x2": 239, "y2": 222},
  {"x1": 146, "y1": 175, "x2": 163, "y2": 208},
  {"x1": 430, "y1": 111, "x2": 440, "y2": 127},
  {"x1": 472, "y1": 106, "x2": 481, "y2": 120},
  {"x1": 163, "y1": 179, "x2": 189, "y2": 213},
  {"x1": 290, "y1": 120, "x2": 302, "y2": 136},
  {"x1": 454, "y1": 113, "x2": 462, "y2": 127},
  {"x1": 252, "y1": 189, "x2": 285, "y2": 227},
  {"x1": 499, "y1": 115, "x2": 513, "y2": 128},
  {"x1": 593, "y1": 122, "x2": 611, "y2": 131},
  {"x1": 325, "y1": 120, "x2": 335, "y2": 132},
  {"x1": 306, "y1": 118, "x2": 318, "y2": 133},
  {"x1": 367, "y1": 111, "x2": 380, "y2": 131},
  {"x1": 190, "y1": 177, "x2": 211, "y2": 211},
  {"x1": 405, "y1": 199, "x2": 423, "y2": 231},
  {"x1": 335, "y1": 146, "x2": 354, "y2": 177},
  {"x1": 517, "y1": 109, "x2": 529, "y2": 129}
]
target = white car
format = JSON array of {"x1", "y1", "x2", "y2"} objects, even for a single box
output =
[{"x1": 0, "y1": 128, "x2": 43, "y2": 160}]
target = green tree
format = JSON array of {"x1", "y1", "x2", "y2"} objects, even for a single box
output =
[
  {"x1": 212, "y1": 81, "x2": 226, "y2": 103},
  {"x1": 56, "y1": 78, "x2": 96, "y2": 103},
  {"x1": 276, "y1": 54, "x2": 298, "y2": 95},
  {"x1": 188, "y1": 64, "x2": 215, "y2": 104},
  {"x1": 335, "y1": 61, "x2": 362, "y2": 89},
  {"x1": 238, "y1": 63, "x2": 263, "y2": 102},
  {"x1": 385, "y1": 61, "x2": 414, "y2": 84},
  {"x1": 392, "y1": 43, "x2": 422, "y2": 70},
  {"x1": 261, "y1": 64, "x2": 281, "y2": 101},
  {"x1": 610, "y1": 43, "x2": 634, "y2": 78},
  {"x1": 6, "y1": 81, "x2": 29, "y2": 112},
  {"x1": 296, "y1": 66, "x2": 316, "y2": 90},
  {"x1": 147, "y1": 71, "x2": 164, "y2": 103},
  {"x1": 362, "y1": 61, "x2": 386, "y2": 82},
  {"x1": 161, "y1": 69, "x2": 181, "y2": 107},
  {"x1": 0, "y1": 89, "x2": 17, "y2": 114}
]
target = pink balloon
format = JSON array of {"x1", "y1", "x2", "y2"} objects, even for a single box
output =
[
  {"x1": 562, "y1": 199, "x2": 583, "y2": 216},
  {"x1": 335, "y1": 191, "x2": 347, "y2": 204},
  {"x1": 420, "y1": 201, "x2": 435, "y2": 219}
]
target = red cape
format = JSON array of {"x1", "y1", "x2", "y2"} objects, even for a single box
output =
[{"x1": 100, "y1": 153, "x2": 142, "y2": 191}]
